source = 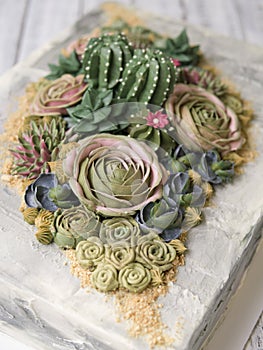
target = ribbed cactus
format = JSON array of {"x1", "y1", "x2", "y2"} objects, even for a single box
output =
[
  {"x1": 11, "y1": 116, "x2": 65, "y2": 179},
  {"x1": 82, "y1": 33, "x2": 134, "y2": 90},
  {"x1": 117, "y1": 49, "x2": 178, "y2": 106}
]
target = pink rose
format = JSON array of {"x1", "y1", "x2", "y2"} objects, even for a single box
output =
[{"x1": 31, "y1": 74, "x2": 88, "y2": 116}]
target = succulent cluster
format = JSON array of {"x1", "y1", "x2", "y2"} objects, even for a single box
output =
[{"x1": 10, "y1": 21, "x2": 247, "y2": 295}]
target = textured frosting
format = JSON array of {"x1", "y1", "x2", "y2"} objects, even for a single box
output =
[{"x1": 0, "y1": 10, "x2": 263, "y2": 350}]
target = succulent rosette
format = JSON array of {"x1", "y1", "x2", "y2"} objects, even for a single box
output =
[
  {"x1": 99, "y1": 217, "x2": 140, "y2": 246},
  {"x1": 135, "y1": 233, "x2": 177, "y2": 271},
  {"x1": 166, "y1": 84, "x2": 244, "y2": 154},
  {"x1": 52, "y1": 205, "x2": 101, "y2": 248},
  {"x1": 105, "y1": 245, "x2": 135, "y2": 270},
  {"x1": 76, "y1": 237, "x2": 105, "y2": 269},
  {"x1": 91, "y1": 263, "x2": 119, "y2": 292},
  {"x1": 118, "y1": 262, "x2": 151, "y2": 293},
  {"x1": 63, "y1": 134, "x2": 168, "y2": 216},
  {"x1": 31, "y1": 74, "x2": 88, "y2": 115}
]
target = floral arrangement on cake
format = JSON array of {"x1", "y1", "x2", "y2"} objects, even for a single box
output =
[{"x1": 4, "y1": 19, "x2": 252, "y2": 297}]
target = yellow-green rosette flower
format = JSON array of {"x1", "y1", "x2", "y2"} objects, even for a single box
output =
[
  {"x1": 76, "y1": 237, "x2": 105, "y2": 269},
  {"x1": 91, "y1": 263, "x2": 119, "y2": 292},
  {"x1": 105, "y1": 245, "x2": 135, "y2": 270},
  {"x1": 99, "y1": 217, "x2": 140, "y2": 246},
  {"x1": 52, "y1": 205, "x2": 100, "y2": 248},
  {"x1": 119, "y1": 262, "x2": 151, "y2": 293},
  {"x1": 135, "y1": 232, "x2": 177, "y2": 271}
]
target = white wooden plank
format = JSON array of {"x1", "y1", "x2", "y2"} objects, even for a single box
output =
[
  {"x1": 0, "y1": 0, "x2": 28, "y2": 75},
  {"x1": 234, "y1": 0, "x2": 263, "y2": 46},
  {"x1": 133, "y1": 0, "x2": 184, "y2": 19},
  {"x1": 181, "y1": 0, "x2": 244, "y2": 40},
  {"x1": 17, "y1": 0, "x2": 80, "y2": 61},
  {"x1": 81, "y1": 0, "x2": 133, "y2": 15},
  {"x1": 244, "y1": 312, "x2": 263, "y2": 350}
]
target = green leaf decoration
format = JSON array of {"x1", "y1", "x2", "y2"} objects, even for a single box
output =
[
  {"x1": 45, "y1": 51, "x2": 82, "y2": 80},
  {"x1": 154, "y1": 29, "x2": 200, "y2": 66}
]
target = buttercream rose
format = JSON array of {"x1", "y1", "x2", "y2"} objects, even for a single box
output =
[
  {"x1": 76, "y1": 237, "x2": 105, "y2": 269},
  {"x1": 166, "y1": 84, "x2": 244, "y2": 154},
  {"x1": 63, "y1": 134, "x2": 168, "y2": 216},
  {"x1": 66, "y1": 34, "x2": 91, "y2": 58},
  {"x1": 99, "y1": 217, "x2": 140, "y2": 246},
  {"x1": 31, "y1": 74, "x2": 87, "y2": 115},
  {"x1": 105, "y1": 245, "x2": 135, "y2": 270},
  {"x1": 119, "y1": 262, "x2": 151, "y2": 293},
  {"x1": 135, "y1": 233, "x2": 177, "y2": 271},
  {"x1": 91, "y1": 263, "x2": 119, "y2": 292}
]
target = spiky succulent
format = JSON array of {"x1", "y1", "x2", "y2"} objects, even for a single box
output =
[
  {"x1": 82, "y1": 33, "x2": 134, "y2": 90},
  {"x1": 154, "y1": 29, "x2": 200, "y2": 66},
  {"x1": 11, "y1": 116, "x2": 66, "y2": 179},
  {"x1": 117, "y1": 48, "x2": 178, "y2": 106}
]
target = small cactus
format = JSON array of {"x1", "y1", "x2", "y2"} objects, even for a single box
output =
[
  {"x1": 117, "y1": 49, "x2": 178, "y2": 106},
  {"x1": 82, "y1": 33, "x2": 134, "y2": 90}
]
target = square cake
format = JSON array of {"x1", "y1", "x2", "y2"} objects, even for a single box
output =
[{"x1": 0, "y1": 5, "x2": 263, "y2": 350}]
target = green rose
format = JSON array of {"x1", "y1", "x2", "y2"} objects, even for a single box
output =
[
  {"x1": 91, "y1": 263, "x2": 119, "y2": 292},
  {"x1": 76, "y1": 237, "x2": 105, "y2": 269},
  {"x1": 105, "y1": 245, "x2": 135, "y2": 270},
  {"x1": 119, "y1": 262, "x2": 151, "y2": 293}
]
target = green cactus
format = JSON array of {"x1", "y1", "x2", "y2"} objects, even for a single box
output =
[
  {"x1": 117, "y1": 49, "x2": 178, "y2": 106},
  {"x1": 82, "y1": 33, "x2": 134, "y2": 90}
]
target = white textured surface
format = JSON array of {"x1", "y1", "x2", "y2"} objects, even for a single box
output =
[{"x1": 0, "y1": 9, "x2": 263, "y2": 350}]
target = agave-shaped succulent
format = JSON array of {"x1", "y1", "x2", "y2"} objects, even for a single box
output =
[
  {"x1": 82, "y1": 33, "x2": 134, "y2": 90},
  {"x1": 163, "y1": 172, "x2": 205, "y2": 209},
  {"x1": 191, "y1": 150, "x2": 235, "y2": 184},
  {"x1": 180, "y1": 67, "x2": 227, "y2": 96},
  {"x1": 10, "y1": 116, "x2": 65, "y2": 179},
  {"x1": 25, "y1": 173, "x2": 80, "y2": 212},
  {"x1": 117, "y1": 48, "x2": 178, "y2": 106},
  {"x1": 66, "y1": 88, "x2": 128, "y2": 140},
  {"x1": 136, "y1": 198, "x2": 183, "y2": 242}
]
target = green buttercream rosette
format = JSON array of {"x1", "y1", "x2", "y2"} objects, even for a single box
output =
[
  {"x1": 105, "y1": 245, "x2": 135, "y2": 270},
  {"x1": 91, "y1": 263, "x2": 119, "y2": 292},
  {"x1": 99, "y1": 217, "x2": 140, "y2": 247},
  {"x1": 135, "y1": 233, "x2": 177, "y2": 272},
  {"x1": 76, "y1": 237, "x2": 105, "y2": 269},
  {"x1": 52, "y1": 206, "x2": 100, "y2": 248},
  {"x1": 119, "y1": 262, "x2": 151, "y2": 293}
]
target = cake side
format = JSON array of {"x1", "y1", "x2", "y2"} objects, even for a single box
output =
[{"x1": 0, "y1": 8, "x2": 263, "y2": 350}]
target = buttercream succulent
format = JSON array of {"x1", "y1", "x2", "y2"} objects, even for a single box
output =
[
  {"x1": 117, "y1": 48, "x2": 178, "y2": 106},
  {"x1": 166, "y1": 84, "x2": 244, "y2": 154},
  {"x1": 99, "y1": 217, "x2": 140, "y2": 247},
  {"x1": 11, "y1": 116, "x2": 65, "y2": 179},
  {"x1": 35, "y1": 226, "x2": 53, "y2": 245},
  {"x1": 135, "y1": 233, "x2": 177, "y2": 271},
  {"x1": 118, "y1": 262, "x2": 151, "y2": 293},
  {"x1": 192, "y1": 150, "x2": 234, "y2": 184},
  {"x1": 154, "y1": 29, "x2": 200, "y2": 66},
  {"x1": 35, "y1": 209, "x2": 54, "y2": 228},
  {"x1": 52, "y1": 205, "x2": 101, "y2": 248},
  {"x1": 63, "y1": 134, "x2": 168, "y2": 216},
  {"x1": 91, "y1": 263, "x2": 119, "y2": 292},
  {"x1": 105, "y1": 245, "x2": 135, "y2": 270},
  {"x1": 82, "y1": 33, "x2": 134, "y2": 90},
  {"x1": 22, "y1": 208, "x2": 39, "y2": 225},
  {"x1": 25, "y1": 173, "x2": 79, "y2": 212},
  {"x1": 181, "y1": 67, "x2": 227, "y2": 96},
  {"x1": 129, "y1": 110, "x2": 176, "y2": 154},
  {"x1": 136, "y1": 199, "x2": 182, "y2": 242},
  {"x1": 45, "y1": 52, "x2": 82, "y2": 80},
  {"x1": 163, "y1": 172, "x2": 205, "y2": 209},
  {"x1": 31, "y1": 74, "x2": 87, "y2": 115},
  {"x1": 221, "y1": 94, "x2": 244, "y2": 115},
  {"x1": 76, "y1": 237, "x2": 105, "y2": 269},
  {"x1": 66, "y1": 34, "x2": 91, "y2": 58}
]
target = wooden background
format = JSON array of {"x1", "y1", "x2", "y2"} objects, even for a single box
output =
[{"x1": 0, "y1": 0, "x2": 262, "y2": 349}]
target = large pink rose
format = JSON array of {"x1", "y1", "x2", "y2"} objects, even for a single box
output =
[
  {"x1": 165, "y1": 84, "x2": 244, "y2": 154},
  {"x1": 63, "y1": 134, "x2": 168, "y2": 217},
  {"x1": 31, "y1": 74, "x2": 88, "y2": 115}
]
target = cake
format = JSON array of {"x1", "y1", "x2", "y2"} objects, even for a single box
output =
[{"x1": 0, "y1": 5, "x2": 262, "y2": 350}]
